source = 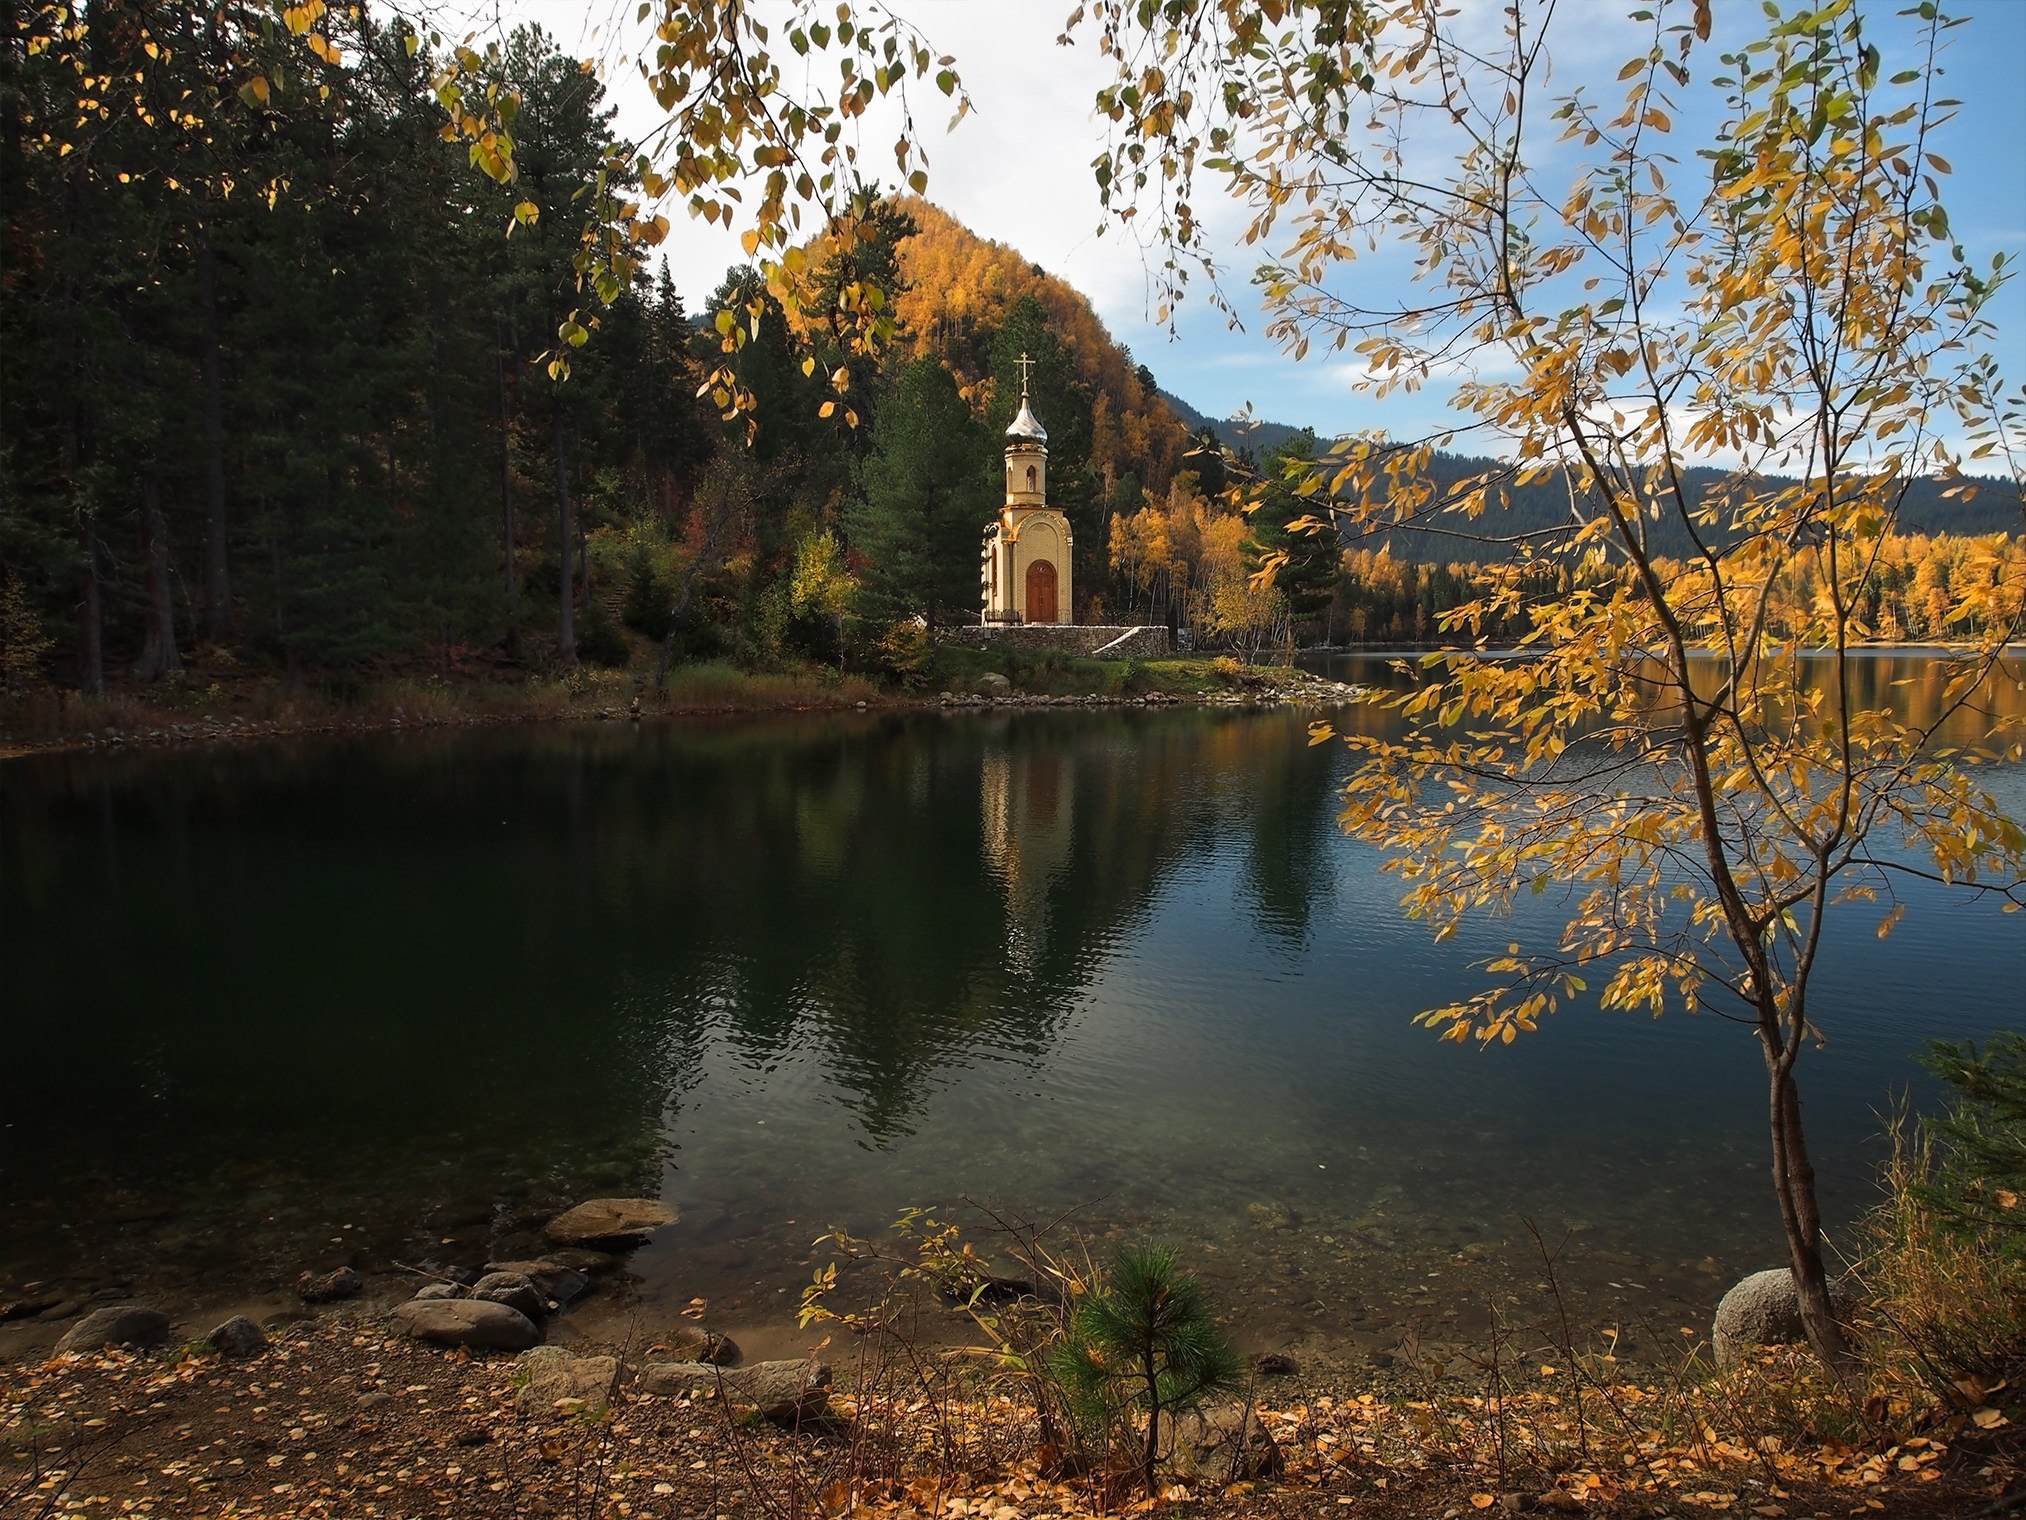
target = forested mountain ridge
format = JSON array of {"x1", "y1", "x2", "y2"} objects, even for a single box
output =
[{"x1": 1159, "y1": 402, "x2": 2023, "y2": 555}]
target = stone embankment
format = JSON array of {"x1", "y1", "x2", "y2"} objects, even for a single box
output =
[
  {"x1": 947, "y1": 673, "x2": 1363, "y2": 709},
  {"x1": 937, "y1": 624, "x2": 1174, "y2": 659}
]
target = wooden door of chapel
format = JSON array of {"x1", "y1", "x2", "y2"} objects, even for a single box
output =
[{"x1": 1024, "y1": 559, "x2": 1057, "y2": 624}]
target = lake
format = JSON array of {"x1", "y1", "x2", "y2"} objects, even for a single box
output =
[{"x1": 3, "y1": 652, "x2": 2021, "y2": 1371}]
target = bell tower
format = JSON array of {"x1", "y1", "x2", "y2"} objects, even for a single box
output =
[{"x1": 981, "y1": 355, "x2": 1073, "y2": 625}]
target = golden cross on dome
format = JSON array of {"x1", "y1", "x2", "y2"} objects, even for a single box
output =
[{"x1": 1016, "y1": 352, "x2": 1035, "y2": 396}]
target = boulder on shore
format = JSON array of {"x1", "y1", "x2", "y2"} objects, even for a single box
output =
[
  {"x1": 1165, "y1": 1403, "x2": 1283, "y2": 1483},
  {"x1": 544, "y1": 1198, "x2": 678, "y2": 1244},
  {"x1": 483, "y1": 1259, "x2": 590, "y2": 1307},
  {"x1": 514, "y1": 1346, "x2": 619, "y2": 1414},
  {"x1": 470, "y1": 1271, "x2": 545, "y2": 1321},
  {"x1": 972, "y1": 672, "x2": 1011, "y2": 698},
  {"x1": 1712, "y1": 1268, "x2": 1861, "y2": 1367},
  {"x1": 637, "y1": 1358, "x2": 830, "y2": 1423},
  {"x1": 391, "y1": 1299, "x2": 540, "y2": 1352},
  {"x1": 57, "y1": 1305, "x2": 171, "y2": 1354},
  {"x1": 206, "y1": 1316, "x2": 268, "y2": 1361},
  {"x1": 655, "y1": 1325, "x2": 739, "y2": 1366}
]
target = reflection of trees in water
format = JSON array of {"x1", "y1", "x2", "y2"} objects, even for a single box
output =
[
  {"x1": 551, "y1": 710, "x2": 1355, "y2": 1142},
  {"x1": 0, "y1": 711, "x2": 1361, "y2": 1189}
]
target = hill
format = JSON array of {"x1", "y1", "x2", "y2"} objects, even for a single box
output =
[
  {"x1": 886, "y1": 199, "x2": 1190, "y2": 496},
  {"x1": 1162, "y1": 404, "x2": 2021, "y2": 556}
]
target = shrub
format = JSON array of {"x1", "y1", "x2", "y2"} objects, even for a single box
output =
[{"x1": 576, "y1": 600, "x2": 631, "y2": 669}]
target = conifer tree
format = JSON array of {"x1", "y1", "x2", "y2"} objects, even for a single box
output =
[
  {"x1": 847, "y1": 357, "x2": 991, "y2": 629},
  {"x1": 1047, "y1": 1242, "x2": 1243, "y2": 1497}
]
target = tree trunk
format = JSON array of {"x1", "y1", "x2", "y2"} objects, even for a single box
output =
[
  {"x1": 134, "y1": 479, "x2": 181, "y2": 682},
  {"x1": 196, "y1": 213, "x2": 230, "y2": 641},
  {"x1": 1141, "y1": 1346, "x2": 1161, "y2": 1497},
  {"x1": 77, "y1": 506, "x2": 103, "y2": 696},
  {"x1": 552, "y1": 407, "x2": 576, "y2": 666},
  {"x1": 496, "y1": 313, "x2": 519, "y2": 653},
  {"x1": 1764, "y1": 1032, "x2": 1855, "y2": 1375}
]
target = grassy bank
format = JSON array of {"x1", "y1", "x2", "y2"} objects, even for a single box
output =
[{"x1": 0, "y1": 650, "x2": 1354, "y2": 758}]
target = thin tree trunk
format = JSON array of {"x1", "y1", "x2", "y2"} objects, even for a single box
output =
[
  {"x1": 1764, "y1": 1032, "x2": 1854, "y2": 1373},
  {"x1": 196, "y1": 212, "x2": 230, "y2": 641},
  {"x1": 496, "y1": 313, "x2": 518, "y2": 652},
  {"x1": 1141, "y1": 1346, "x2": 1160, "y2": 1496},
  {"x1": 134, "y1": 479, "x2": 181, "y2": 682},
  {"x1": 77, "y1": 506, "x2": 103, "y2": 695},
  {"x1": 552, "y1": 406, "x2": 576, "y2": 666}
]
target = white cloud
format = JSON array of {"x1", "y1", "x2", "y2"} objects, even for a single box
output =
[{"x1": 438, "y1": 0, "x2": 2022, "y2": 449}]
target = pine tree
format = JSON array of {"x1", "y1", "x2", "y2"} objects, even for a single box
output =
[
  {"x1": 1047, "y1": 1242, "x2": 1243, "y2": 1497},
  {"x1": 1245, "y1": 429, "x2": 1339, "y2": 642},
  {"x1": 846, "y1": 357, "x2": 991, "y2": 631},
  {"x1": 1920, "y1": 1035, "x2": 2026, "y2": 1251}
]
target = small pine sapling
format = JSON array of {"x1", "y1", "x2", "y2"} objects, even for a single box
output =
[{"x1": 1046, "y1": 1241, "x2": 1242, "y2": 1496}]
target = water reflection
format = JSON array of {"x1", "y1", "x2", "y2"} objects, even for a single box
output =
[{"x1": 1, "y1": 691, "x2": 2019, "y2": 1365}]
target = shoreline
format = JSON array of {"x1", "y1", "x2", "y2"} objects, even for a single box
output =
[{"x1": 0, "y1": 660, "x2": 1364, "y2": 763}]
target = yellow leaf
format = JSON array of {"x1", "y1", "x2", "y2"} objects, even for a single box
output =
[{"x1": 1470, "y1": 1497, "x2": 1495, "y2": 1510}]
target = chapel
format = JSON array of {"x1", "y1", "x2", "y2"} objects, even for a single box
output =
[{"x1": 980, "y1": 356, "x2": 1072, "y2": 625}]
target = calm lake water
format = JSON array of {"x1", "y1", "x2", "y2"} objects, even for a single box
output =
[{"x1": 3, "y1": 652, "x2": 2021, "y2": 1369}]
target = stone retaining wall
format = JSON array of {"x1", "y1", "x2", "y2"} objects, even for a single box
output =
[{"x1": 938, "y1": 624, "x2": 1171, "y2": 660}]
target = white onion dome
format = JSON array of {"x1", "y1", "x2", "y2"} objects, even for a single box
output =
[{"x1": 1005, "y1": 395, "x2": 1048, "y2": 444}]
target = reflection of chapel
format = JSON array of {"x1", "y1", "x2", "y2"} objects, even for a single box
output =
[{"x1": 981, "y1": 356, "x2": 1072, "y2": 625}]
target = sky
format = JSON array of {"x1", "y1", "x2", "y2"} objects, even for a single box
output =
[{"x1": 445, "y1": 0, "x2": 2024, "y2": 446}]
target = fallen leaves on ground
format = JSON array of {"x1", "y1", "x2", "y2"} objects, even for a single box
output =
[{"x1": 2, "y1": 1324, "x2": 2011, "y2": 1519}]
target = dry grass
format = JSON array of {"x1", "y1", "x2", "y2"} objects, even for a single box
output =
[
  {"x1": 0, "y1": 661, "x2": 885, "y2": 756},
  {"x1": 1850, "y1": 1121, "x2": 2026, "y2": 1437}
]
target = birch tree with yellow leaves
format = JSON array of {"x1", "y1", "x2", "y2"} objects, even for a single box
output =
[{"x1": 1074, "y1": 0, "x2": 2026, "y2": 1373}]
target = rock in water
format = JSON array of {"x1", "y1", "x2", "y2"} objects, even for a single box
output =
[
  {"x1": 514, "y1": 1346, "x2": 619, "y2": 1414},
  {"x1": 637, "y1": 1358, "x2": 830, "y2": 1422},
  {"x1": 56, "y1": 1306, "x2": 172, "y2": 1353},
  {"x1": 298, "y1": 1266, "x2": 362, "y2": 1303},
  {"x1": 207, "y1": 1316, "x2": 268, "y2": 1361},
  {"x1": 657, "y1": 1325, "x2": 739, "y2": 1366},
  {"x1": 543, "y1": 1199, "x2": 677, "y2": 1244},
  {"x1": 1712, "y1": 1268, "x2": 1861, "y2": 1367},
  {"x1": 1250, "y1": 1351, "x2": 1297, "y2": 1376},
  {"x1": 392, "y1": 1299, "x2": 540, "y2": 1351},
  {"x1": 541, "y1": 1247, "x2": 615, "y2": 1273},
  {"x1": 471, "y1": 1271, "x2": 545, "y2": 1321}
]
